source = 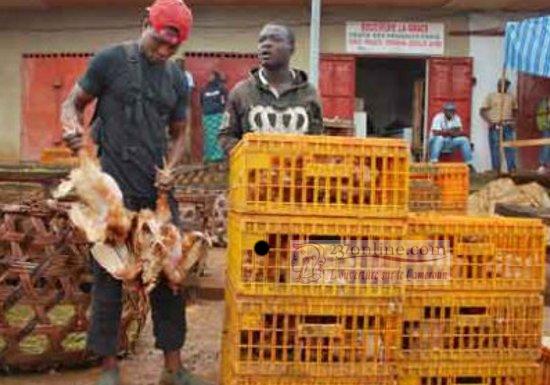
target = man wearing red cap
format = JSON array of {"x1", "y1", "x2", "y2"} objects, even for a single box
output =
[{"x1": 60, "y1": 1, "x2": 210, "y2": 385}]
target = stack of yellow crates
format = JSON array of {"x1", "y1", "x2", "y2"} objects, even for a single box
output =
[
  {"x1": 400, "y1": 213, "x2": 545, "y2": 385},
  {"x1": 409, "y1": 163, "x2": 469, "y2": 214},
  {"x1": 222, "y1": 133, "x2": 410, "y2": 385},
  {"x1": 543, "y1": 343, "x2": 550, "y2": 384},
  {"x1": 222, "y1": 133, "x2": 546, "y2": 385}
]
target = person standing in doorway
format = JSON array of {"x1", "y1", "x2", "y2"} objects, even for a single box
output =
[
  {"x1": 200, "y1": 70, "x2": 228, "y2": 162},
  {"x1": 480, "y1": 78, "x2": 518, "y2": 173},
  {"x1": 536, "y1": 96, "x2": 550, "y2": 174}
]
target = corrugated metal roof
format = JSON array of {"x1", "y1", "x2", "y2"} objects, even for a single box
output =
[{"x1": 0, "y1": 0, "x2": 548, "y2": 10}]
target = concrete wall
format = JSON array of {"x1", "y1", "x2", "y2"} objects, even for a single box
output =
[
  {"x1": 0, "y1": 5, "x2": 469, "y2": 162},
  {"x1": 468, "y1": 12, "x2": 539, "y2": 172}
]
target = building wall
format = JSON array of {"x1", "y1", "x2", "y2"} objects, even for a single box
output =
[
  {"x1": 468, "y1": 13, "x2": 524, "y2": 172},
  {"x1": 0, "y1": 5, "x2": 469, "y2": 162}
]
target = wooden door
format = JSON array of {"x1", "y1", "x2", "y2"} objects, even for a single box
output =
[
  {"x1": 427, "y1": 57, "x2": 473, "y2": 161},
  {"x1": 21, "y1": 53, "x2": 93, "y2": 162},
  {"x1": 319, "y1": 55, "x2": 356, "y2": 120}
]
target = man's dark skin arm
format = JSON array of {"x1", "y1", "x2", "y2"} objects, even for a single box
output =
[
  {"x1": 218, "y1": 89, "x2": 243, "y2": 156},
  {"x1": 480, "y1": 107, "x2": 492, "y2": 125},
  {"x1": 431, "y1": 129, "x2": 449, "y2": 137},
  {"x1": 446, "y1": 126, "x2": 465, "y2": 137},
  {"x1": 61, "y1": 84, "x2": 96, "y2": 151}
]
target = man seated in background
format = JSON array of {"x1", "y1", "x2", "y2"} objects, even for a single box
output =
[{"x1": 429, "y1": 102, "x2": 475, "y2": 173}]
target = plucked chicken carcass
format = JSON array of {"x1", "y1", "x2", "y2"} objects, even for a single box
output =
[
  {"x1": 55, "y1": 154, "x2": 209, "y2": 291},
  {"x1": 132, "y1": 193, "x2": 189, "y2": 293},
  {"x1": 54, "y1": 154, "x2": 134, "y2": 245},
  {"x1": 131, "y1": 194, "x2": 211, "y2": 292}
]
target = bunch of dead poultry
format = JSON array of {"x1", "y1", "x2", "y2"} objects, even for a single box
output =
[{"x1": 53, "y1": 154, "x2": 209, "y2": 293}]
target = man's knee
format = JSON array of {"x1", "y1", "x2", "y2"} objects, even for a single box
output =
[
  {"x1": 454, "y1": 136, "x2": 470, "y2": 146},
  {"x1": 430, "y1": 136, "x2": 443, "y2": 145}
]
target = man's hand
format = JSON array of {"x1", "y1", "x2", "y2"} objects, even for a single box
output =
[
  {"x1": 62, "y1": 132, "x2": 84, "y2": 153},
  {"x1": 60, "y1": 84, "x2": 94, "y2": 154},
  {"x1": 113, "y1": 261, "x2": 143, "y2": 282},
  {"x1": 60, "y1": 107, "x2": 84, "y2": 153},
  {"x1": 155, "y1": 165, "x2": 176, "y2": 192},
  {"x1": 161, "y1": 259, "x2": 185, "y2": 294}
]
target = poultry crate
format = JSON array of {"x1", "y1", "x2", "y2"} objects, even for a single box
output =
[
  {"x1": 543, "y1": 345, "x2": 550, "y2": 385},
  {"x1": 401, "y1": 291, "x2": 542, "y2": 362},
  {"x1": 0, "y1": 202, "x2": 146, "y2": 371},
  {"x1": 227, "y1": 212, "x2": 408, "y2": 298},
  {"x1": 222, "y1": 281, "x2": 401, "y2": 378},
  {"x1": 222, "y1": 366, "x2": 395, "y2": 385},
  {"x1": 409, "y1": 163, "x2": 469, "y2": 214},
  {"x1": 229, "y1": 133, "x2": 409, "y2": 218},
  {"x1": 406, "y1": 214, "x2": 546, "y2": 291},
  {"x1": 398, "y1": 361, "x2": 541, "y2": 385}
]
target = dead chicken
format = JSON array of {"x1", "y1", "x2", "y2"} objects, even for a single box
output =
[
  {"x1": 55, "y1": 155, "x2": 209, "y2": 289},
  {"x1": 53, "y1": 154, "x2": 133, "y2": 245},
  {"x1": 54, "y1": 153, "x2": 138, "y2": 279},
  {"x1": 132, "y1": 193, "x2": 210, "y2": 293}
]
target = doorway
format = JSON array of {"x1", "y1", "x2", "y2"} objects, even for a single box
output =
[{"x1": 355, "y1": 57, "x2": 426, "y2": 139}]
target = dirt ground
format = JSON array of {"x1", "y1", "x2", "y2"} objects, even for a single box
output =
[{"x1": 0, "y1": 300, "x2": 225, "y2": 385}]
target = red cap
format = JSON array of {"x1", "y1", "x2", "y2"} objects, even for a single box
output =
[{"x1": 148, "y1": 0, "x2": 193, "y2": 45}]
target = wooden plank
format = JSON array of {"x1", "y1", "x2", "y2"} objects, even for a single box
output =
[
  {"x1": 412, "y1": 79, "x2": 424, "y2": 153},
  {"x1": 502, "y1": 138, "x2": 550, "y2": 148},
  {"x1": 511, "y1": 172, "x2": 550, "y2": 189},
  {"x1": 494, "y1": 203, "x2": 550, "y2": 222}
]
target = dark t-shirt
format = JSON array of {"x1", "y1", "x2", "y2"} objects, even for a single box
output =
[
  {"x1": 79, "y1": 44, "x2": 187, "y2": 122},
  {"x1": 201, "y1": 82, "x2": 228, "y2": 115},
  {"x1": 78, "y1": 42, "x2": 187, "y2": 199}
]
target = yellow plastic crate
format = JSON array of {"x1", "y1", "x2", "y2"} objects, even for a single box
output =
[
  {"x1": 409, "y1": 163, "x2": 469, "y2": 214},
  {"x1": 401, "y1": 291, "x2": 543, "y2": 362},
  {"x1": 222, "y1": 370, "x2": 395, "y2": 385},
  {"x1": 221, "y1": 326, "x2": 396, "y2": 385},
  {"x1": 228, "y1": 212, "x2": 407, "y2": 298},
  {"x1": 222, "y1": 366, "x2": 394, "y2": 385},
  {"x1": 229, "y1": 133, "x2": 409, "y2": 218},
  {"x1": 543, "y1": 345, "x2": 550, "y2": 385},
  {"x1": 407, "y1": 214, "x2": 546, "y2": 291},
  {"x1": 398, "y1": 361, "x2": 541, "y2": 385},
  {"x1": 222, "y1": 284, "x2": 401, "y2": 378}
]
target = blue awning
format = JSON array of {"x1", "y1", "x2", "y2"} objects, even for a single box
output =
[{"x1": 505, "y1": 15, "x2": 550, "y2": 78}]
